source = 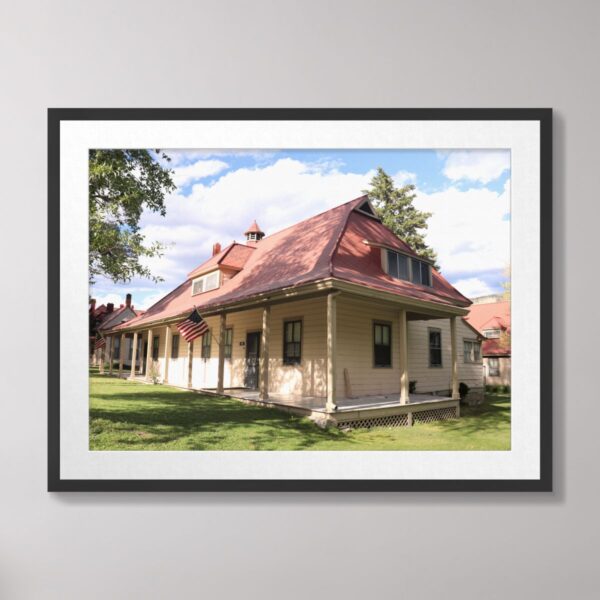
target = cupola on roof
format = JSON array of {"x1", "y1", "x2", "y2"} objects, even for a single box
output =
[{"x1": 244, "y1": 220, "x2": 265, "y2": 242}]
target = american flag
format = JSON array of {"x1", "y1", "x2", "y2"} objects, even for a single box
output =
[
  {"x1": 177, "y1": 308, "x2": 209, "y2": 342},
  {"x1": 94, "y1": 336, "x2": 106, "y2": 350}
]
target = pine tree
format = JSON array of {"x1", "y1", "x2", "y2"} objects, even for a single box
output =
[{"x1": 363, "y1": 167, "x2": 438, "y2": 268}]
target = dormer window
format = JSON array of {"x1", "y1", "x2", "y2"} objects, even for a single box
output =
[
  {"x1": 385, "y1": 249, "x2": 432, "y2": 286},
  {"x1": 191, "y1": 270, "x2": 220, "y2": 296},
  {"x1": 247, "y1": 232, "x2": 259, "y2": 242}
]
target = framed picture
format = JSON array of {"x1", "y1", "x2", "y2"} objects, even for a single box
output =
[{"x1": 48, "y1": 108, "x2": 552, "y2": 492}]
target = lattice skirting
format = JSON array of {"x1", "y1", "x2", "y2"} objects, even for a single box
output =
[
  {"x1": 337, "y1": 405, "x2": 458, "y2": 429},
  {"x1": 338, "y1": 413, "x2": 410, "y2": 429},
  {"x1": 413, "y1": 406, "x2": 458, "y2": 424}
]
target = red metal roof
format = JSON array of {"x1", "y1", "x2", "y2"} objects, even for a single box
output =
[
  {"x1": 465, "y1": 301, "x2": 511, "y2": 333},
  {"x1": 115, "y1": 195, "x2": 472, "y2": 331},
  {"x1": 465, "y1": 301, "x2": 511, "y2": 357},
  {"x1": 332, "y1": 210, "x2": 471, "y2": 307},
  {"x1": 187, "y1": 243, "x2": 255, "y2": 279}
]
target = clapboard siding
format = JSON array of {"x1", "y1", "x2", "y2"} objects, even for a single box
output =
[
  {"x1": 336, "y1": 295, "x2": 483, "y2": 398},
  {"x1": 129, "y1": 293, "x2": 482, "y2": 398},
  {"x1": 407, "y1": 319, "x2": 483, "y2": 393}
]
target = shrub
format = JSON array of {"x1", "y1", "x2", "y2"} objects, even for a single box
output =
[
  {"x1": 459, "y1": 382, "x2": 470, "y2": 400},
  {"x1": 409, "y1": 380, "x2": 417, "y2": 394},
  {"x1": 486, "y1": 384, "x2": 498, "y2": 394},
  {"x1": 501, "y1": 384, "x2": 511, "y2": 394}
]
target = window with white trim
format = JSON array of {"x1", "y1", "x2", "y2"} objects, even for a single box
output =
[
  {"x1": 463, "y1": 339, "x2": 481, "y2": 363},
  {"x1": 192, "y1": 270, "x2": 220, "y2": 296},
  {"x1": 488, "y1": 357, "x2": 500, "y2": 376},
  {"x1": 483, "y1": 329, "x2": 501, "y2": 339}
]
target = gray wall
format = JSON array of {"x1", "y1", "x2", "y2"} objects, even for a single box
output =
[{"x1": 0, "y1": 1, "x2": 596, "y2": 598}]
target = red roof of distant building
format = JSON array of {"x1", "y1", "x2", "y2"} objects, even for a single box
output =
[
  {"x1": 465, "y1": 301, "x2": 511, "y2": 333},
  {"x1": 465, "y1": 301, "x2": 511, "y2": 357},
  {"x1": 114, "y1": 196, "x2": 472, "y2": 331},
  {"x1": 482, "y1": 338, "x2": 511, "y2": 356}
]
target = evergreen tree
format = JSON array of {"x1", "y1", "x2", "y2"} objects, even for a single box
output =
[{"x1": 363, "y1": 167, "x2": 438, "y2": 268}]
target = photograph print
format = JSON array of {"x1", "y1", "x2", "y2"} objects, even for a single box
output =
[
  {"x1": 89, "y1": 148, "x2": 510, "y2": 450},
  {"x1": 49, "y1": 109, "x2": 550, "y2": 491}
]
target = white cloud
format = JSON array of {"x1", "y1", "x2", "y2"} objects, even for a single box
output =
[
  {"x1": 96, "y1": 155, "x2": 510, "y2": 307},
  {"x1": 452, "y1": 277, "x2": 495, "y2": 299},
  {"x1": 393, "y1": 170, "x2": 417, "y2": 186},
  {"x1": 443, "y1": 150, "x2": 510, "y2": 183},
  {"x1": 91, "y1": 292, "x2": 127, "y2": 308},
  {"x1": 137, "y1": 158, "x2": 375, "y2": 292},
  {"x1": 172, "y1": 159, "x2": 228, "y2": 187},
  {"x1": 414, "y1": 179, "x2": 510, "y2": 279}
]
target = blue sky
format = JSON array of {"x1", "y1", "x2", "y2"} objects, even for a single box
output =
[{"x1": 91, "y1": 148, "x2": 510, "y2": 311}]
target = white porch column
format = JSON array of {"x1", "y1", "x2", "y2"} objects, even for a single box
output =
[
  {"x1": 118, "y1": 333, "x2": 125, "y2": 375},
  {"x1": 260, "y1": 305, "x2": 271, "y2": 401},
  {"x1": 398, "y1": 309, "x2": 409, "y2": 404},
  {"x1": 130, "y1": 332, "x2": 138, "y2": 378},
  {"x1": 217, "y1": 313, "x2": 227, "y2": 394},
  {"x1": 187, "y1": 341, "x2": 194, "y2": 388},
  {"x1": 99, "y1": 341, "x2": 105, "y2": 374},
  {"x1": 450, "y1": 316, "x2": 460, "y2": 400},
  {"x1": 145, "y1": 329, "x2": 153, "y2": 381},
  {"x1": 108, "y1": 336, "x2": 114, "y2": 375},
  {"x1": 326, "y1": 293, "x2": 338, "y2": 412},
  {"x1": 163, "y1": 326, "x2": 172, "y2": 384}
]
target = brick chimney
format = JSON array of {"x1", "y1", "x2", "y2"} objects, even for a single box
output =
[
  {"x1": 90, "y1": 298, "x2": 96, "y2": 313},
  {"x1": 126, "y1": 293, "x2": 132, "y2": 307},
  {"x1": 107, "y1": 303, "x2": 114, "y2": 313},
  {"x1": 212, "y1": 242, "x2": 222, "y2": 256}
]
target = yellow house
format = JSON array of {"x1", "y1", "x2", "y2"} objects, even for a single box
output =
[{"x1": 102, "y1": 196, "x2": 484, "y2": 428}]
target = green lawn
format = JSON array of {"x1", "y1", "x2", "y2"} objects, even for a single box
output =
[{"x1": 89, "y1": 370, "x2": 510, "y2": 451}]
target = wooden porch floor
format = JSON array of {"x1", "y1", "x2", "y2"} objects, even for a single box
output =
[{"x1": 221, "y1": 388, "x2": 452, "y2": 414}]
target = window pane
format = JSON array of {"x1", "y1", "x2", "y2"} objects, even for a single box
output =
[
  {"x1": 286, "y1": 322, "x2": 293, "y2": 342},
  {"x1": 387, "y1": 250, "x2": 399, "y2": 278},
  {"x1": 421, "y1": 262, "x2": 431, "y2": 286},
  {"x1": 411, "y1": 259, "x2": 421, "y2": 283},
  {"x1": 430, "y1": 348, "x2": 442, "y2": 366},
  {"x1": 293, "y1": 321, "x2": 301, "y2": 342},
  {"x1": 397, "y1": 254, "x2": 409, "y2": 280},
  {"x1": 374, "y1": 324, "x2": 382, "y2": 345},
  {"x1": 382, "y1": 325, "x2": 389, "y2": 345}
]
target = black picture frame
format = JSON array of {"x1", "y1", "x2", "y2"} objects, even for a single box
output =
[{"x1": 48, "y1": 108, "x2": 552, "y2": 492}]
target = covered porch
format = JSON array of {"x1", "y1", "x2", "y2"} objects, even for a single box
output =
[
  {"x1": 101, "y1": 280, "x2": 469, "y2": 428},
  {"x1": 220, "y1": 387, "x2": 460, "y2": 429}
]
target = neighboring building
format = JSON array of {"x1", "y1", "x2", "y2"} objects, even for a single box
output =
[
  {"x1": 90, "y1": 294, "x2": 143, "y2": 369},
  {"x1": 465, "y1": 298, "x2": 511, "y2": 388},
  {"x1": 104, "y1": 195, "x2": 485, "y2": 427}
]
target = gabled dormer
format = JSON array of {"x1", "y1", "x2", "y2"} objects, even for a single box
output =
[{"x1": 188, "y1": 241, "x2": 256, "y2": 297}]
